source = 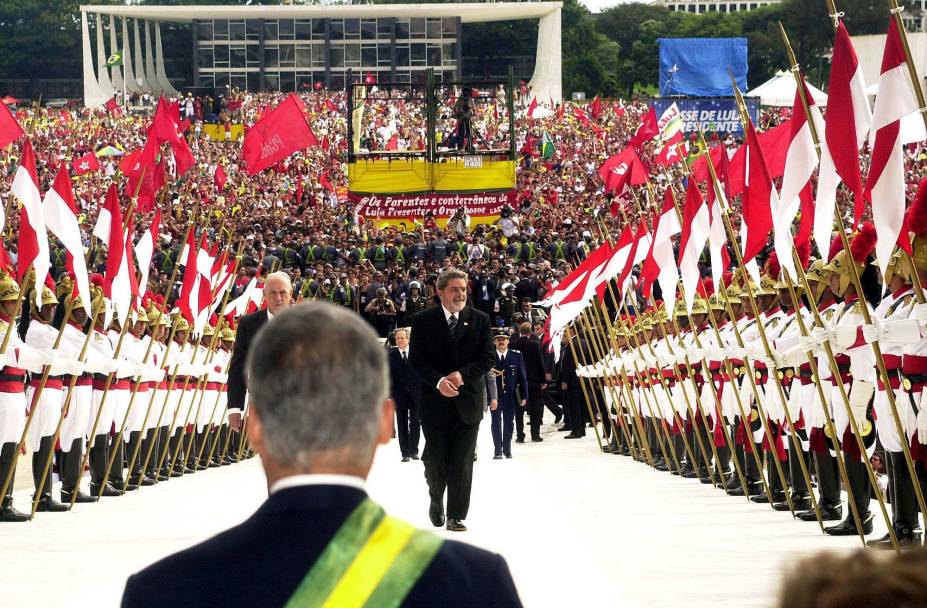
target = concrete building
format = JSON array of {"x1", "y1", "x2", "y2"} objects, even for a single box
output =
[
  {"x1": 654, "y1": 0, "x2": 780, "y2": 14},
  {"x1": 79, "y1": 2, "x2": 563, "y2": 107}
]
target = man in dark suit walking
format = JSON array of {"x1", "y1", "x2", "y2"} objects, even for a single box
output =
[
  {"x1": 509, "y1": 322, "x2": 548, "y2": 443},
  {"x1": 559, "y1": 327, "x2": 588, "y2": 439},
  {"x1": 122, "y1": 303, "x2": 521, "y2": 607},
  {"x1": 410, "y1": 269, "x2": 495, "y2": 532},
  {"x1": 226, "y1": 272, "x2": 292, "y2": 458},
  {"x1": 389, "y1": 327, "x2": 421, "y2": 462}
]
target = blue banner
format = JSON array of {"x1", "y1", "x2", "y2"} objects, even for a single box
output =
[
  {"x1": 658, "y1": 38, "x2": 748, "y2": 97},
  {"x1": 650, "y1": 98, "x2": 759, "y2": 137}
]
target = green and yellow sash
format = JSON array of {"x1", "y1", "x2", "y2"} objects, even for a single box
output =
[{"x1": 285, "y1": 499, "x2": 443, "y2": 608}]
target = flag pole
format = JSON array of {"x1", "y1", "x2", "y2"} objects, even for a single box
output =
[
  {"x1": 121, "y1": 201, "x2": 201, "y2": 490},
  {"x1": 778, "y1": 21, "x2": 923, "y2": 544},
  {"x1": 631, "y1": 186, "x2": 751, "y2": 493}
]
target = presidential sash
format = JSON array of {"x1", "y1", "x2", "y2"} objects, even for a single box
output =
[{"x1": 284, "y1": 499, "x2": 444, "y2": 607}]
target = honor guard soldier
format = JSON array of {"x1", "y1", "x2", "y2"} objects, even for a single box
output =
[
  {"x1": 23, "y1": 284, "x2": 70, "y2": 512},
  {"x1": 57, "y1": 282, "x2": 97, "y2": 505},
  {"x1": 490, "y1": 329, "x2": 529, "y2": 459},
  {"x1": 121, "y1": 307, "x2": 157, "y2": 487},
  {"x1": 206, "y1": 325, "x2": 234, "y2": 467},
  {"x1": 161, "y1": 315, "x2": 191, "y2": 478},
  {"x1": 862, "y1": 248, "x2": 920, "y2": 546},
  {"x1": 105, "y1": 315, "x2": 142, "y2": 492},
  {"x1": 813, "y1": 224, "x2": 879, "y2": 536},
  {"x1": 0, "y1": 274, "x2": 56, "y2": 521}
]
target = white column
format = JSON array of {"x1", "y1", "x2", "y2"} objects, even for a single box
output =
[
  {"x1": 109, "y1": 14, "x2": 124, "y2": 91},
  {"x1": 154, "y1": 22, "x2": 178, "y2": 95},
  {"x1": 123, "y1": 17, "x2": 142, "y2": 94},
  {"x1": 528, "y1": 7, "x2": 562, "y2": 103},
  {"x1": 95, "y1": 12, "x2": 114, "y2": 96},
  {"x1": 81, "y1": 11, "x2": 110, "y2": 107},
  {"x1": 144, "y1": 20, "x2": 161, "y2": 94},
  {"x1": 133, "y1": 18, "x2": 152, "y2": 92}
]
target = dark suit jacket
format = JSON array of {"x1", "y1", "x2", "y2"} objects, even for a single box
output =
[
  {"x1": 227, "y1": 309, "x2": 269, "y2": 411},
  {"x1": 508, "y1": 336, "x2": 546, "y2": 389},
  {"x1": 388, "y1": 347, "x2": 421, "y2": 409},
  {"x1": 409, "y1": 304, "x2": 495, "y2": 426},
  {"x1": 122, "y1": 485, "x2": 522, "y2": 608}
]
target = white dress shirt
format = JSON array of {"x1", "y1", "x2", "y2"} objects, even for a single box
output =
[{"x1": 269, "y1": 474, "x2": 367, "y2": 495}]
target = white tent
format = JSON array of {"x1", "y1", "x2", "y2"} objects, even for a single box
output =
[{"x1": 745, "y1": 70, "x2": 828, "y2": 107}]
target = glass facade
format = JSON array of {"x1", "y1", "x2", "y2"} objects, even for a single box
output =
[{"x1": 194, "y1": 17, "x2": 460, "y2": 92}]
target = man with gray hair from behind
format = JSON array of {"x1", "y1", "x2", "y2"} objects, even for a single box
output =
[{"x1": 122, "y1": 302, "x2": 522, "y2": 608}]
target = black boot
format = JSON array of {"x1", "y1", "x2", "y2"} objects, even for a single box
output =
[
  {"x1": 866, "y1": 525, "x2": 923, "y2": 549},
  {"x1": 751, "y1": 489, "x2": 786, "y2": 504},
  {"x1": 799, "y1": 500, "x2": 841, "y2": 521},
  {"x1": 825, "y1": 512, "x2": 873, "y2": 536},
  {"x1": 0, "y1": 495, "x2": 29, "y2": 522},
  {"x1": 773, "y1": 494, "x2": 811, "y2": 512},
  {"x1": 33, "y1": 493, "x2": 69, "y2": 513},
  {"x1": 61, "y1": 489, "x2": 96, "y2": 504}
]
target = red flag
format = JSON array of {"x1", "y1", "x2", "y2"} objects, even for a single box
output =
[
  {"x1": 295, "y1": 178, "x2": 303, "y2": 203},
  {"x1": 11, "y1": 141, "x2": 50, "y2": 295},
  {"x1": 214, "y1": 164, "x2": 227, "y2": 192},
  {"x1": 325, "y1": 98, "x2": 338, "y2": 113},
  {"x1": 653, "y1": 131, "x2": 685, "y2": 167},
  {"x1": 104, "y1": 97, "x2": 122, "y2": 115},
  {"x1": 71, "y1": 151, "x2": 100, "y2": 175},
  {"x1": 629, "y1": 107, "x2": 658, "y2": 148},
  {"x1": 741, "y1": 118, "x2": 777, "y2": 265},
  {"x1": 321, "y1": 136, "x2": 331, "y2": 153},
  {"x1": 102, "y1": 191, "x2": 126, "y2": 312},
  {"x1": 0, "y1": 101, "x2": 24, "y2": 148},
  {"x1": 149, "y1": 96, "x2": 194, "y2": 176},
  {"x1": 598, "y1": 147, "x2": 648, "y2": 196},
  {"x1": 678, "y1": 179, "x2": 710, "y2": 312},
  {"x1": 527, "y1": 97, "x2": 538, "y2": 120},
  {"x1": 320, "y1": 173, "x2": 333, "y2": 192},
  {"x1": 590, "y1": 96, "x2": 602, "y2": 121},
  {"x1": 242, "y1": 94, "x2": 318, "y2": 175},
  {"x1": 556, "y1": 103, "x2": 564, "y2": 121},
  {"x1": 572, "y1": 105, "x2": 589, "y2": 127}
]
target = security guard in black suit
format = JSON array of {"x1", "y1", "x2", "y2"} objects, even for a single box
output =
[{"x1": 389, "y1": 327, "x2": 421, "y2": 461}]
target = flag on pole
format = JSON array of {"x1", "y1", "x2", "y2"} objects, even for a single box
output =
[
  {"x1": 178, "y1": 231, "x2": 202, "y2": 323},
  {"x1": 776, "y1": 76, "x2": 822, "y2": 280},
  {"x1": 616, "y1": 220, "x2": 651, "y2": 300},
  {"x1": 43, "y1": 163, "x2": 91, "y2": 315},
  {"x1": 11, "y1": 140, "x2": 49, "y2": 302},
  {"x1": 527, "y1": 97, "x2": 538, "y2": 120},
  {"x1": 214, "y1": 164, "x2": 227, "y2": 192},
  {"x1": 657, "y1": 102, "x2": 684, "y2": 141},
  {"x1": 640, "y1": 189, "x2": 681, "y2": 310},
  {"x1": 134, "y1": 209, "x2": 160, "y2": 302},
  {"x1": 242, "y1": 93, "x2": 318, "y2": 175},
  {"x1": 105, "y1": 51, "x2": 123, "y2": 67},
  {"x1": 590, "y1": 96, "x2": 602, "y2": 121},
  {"x1": 71, "y1": 151, "x2": 101, "y2": 176},
  {"x1": 741, "y1": 115, "x2": 777, "y2": 266},
  {"x1": 629, "y1": 107, "x2": 659, "y2": 148},
  {"x1": 102, "y1": 192, "x2": 130, "y2": 327},
  {"x1": 866, "y1": 18, "x2": 926, "y2": 275},
  {"x1": 817, "y1": 20, "x2": 871, "y2": 244},
  {"x1": 93, "y1": 184, "x2": 118, "y2": 244},
  {"x1": 539, "y1": 130, "x2": 556, "y2": 159},
  {"x1": 678, "y1": 179, "x2": 710, "y2": 313}
]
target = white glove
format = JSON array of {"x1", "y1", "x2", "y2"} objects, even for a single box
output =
[
  {"x1": 810, "y1": 325, "x2": 834, "y2": 346},
  {"x1": 833, "y1": 325, "x2": 860, "y2": 349},
  {"x1": 48, "y1": 353, "x2": 72, "y2": 376},
  {"x1": 848, "y1": 381, "x2": 874, "y2": 427},
  {"x1": 797, "y1": 335, "x2": 818, "y2": 354},
  {"x1": 882, "y1": 319, "x2": 923, "y2": 344},
  {"x1": 911, "y1": 303, "x2": 927, "y2": 322},
  {"x1": 725, "y1": 345, "x2": 746, "y2": 359},
  {"x1": 861, "y1": 324, "x2": 881, "y2": 344},
  {"x1": 15, "y1": 346, "x2": 45, "y2": 374},
  {"x1": 919, "y1": 404, "x2": 927, "y2": 445},
  {"x1": 66, "y1": 359, "x2": 85, "y2": 376}
]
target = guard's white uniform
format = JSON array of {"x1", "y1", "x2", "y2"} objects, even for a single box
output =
[
  {"x1": 24, "y1": 320, "x2": 64, "y2": 452},
  {"x1": 58, "y1": 322, "x2": 94, "y2": 448}
]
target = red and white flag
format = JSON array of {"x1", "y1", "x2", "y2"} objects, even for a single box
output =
[
  {"x1": 706, "y1": 175, "x2": 730, "y2": 294},
  {"x1": 866, "y1": 18, "x2": 926, "y2": 275},
  {"x1": 178, "y1": 231, "x2": 201, "y2": 324},
  {"x1": 242, "y1": 94, "x2": 318, "y2": 175},
  {"x1": 816, "y1": 21, "x2": 871, "y2": 259},
  {"x1": 678, "y1": 179, "x2": 710, "y2": 313},
  {"x1": 776, "y1": 76, "x2": 822, "y2": 280},
  {"x1": 102, "y1": 192, "x2": 131, "y2": 327},
  {"x1": 11, "y1": 141, "x2": 49, "y2": 303},
  {"x1": 134, "y1": 209, "x2": 160, "y2": 302},
  {"x1": 93, "y1": 184, "x2": 119, "y2": 243},
  {"x1": 71, "y1": 151, "x2": 100, "y2": 176},
  {"x1": 640, "y1": 189, "x2": 681, "y2": 313},
  {"x1": 616, "y1": 220, "x2": 651, "y2": 300},
  {"x1": 193, "y1": 241, "x2": 214, "y2": 335},
  {"x1": 43, "y1": 163, "x2": 91, "y2": 315}
]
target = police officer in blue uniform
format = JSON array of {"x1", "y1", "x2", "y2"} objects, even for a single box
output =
[{"x1": 490, "y1": 329, "x2": 529, "y2": 459}]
